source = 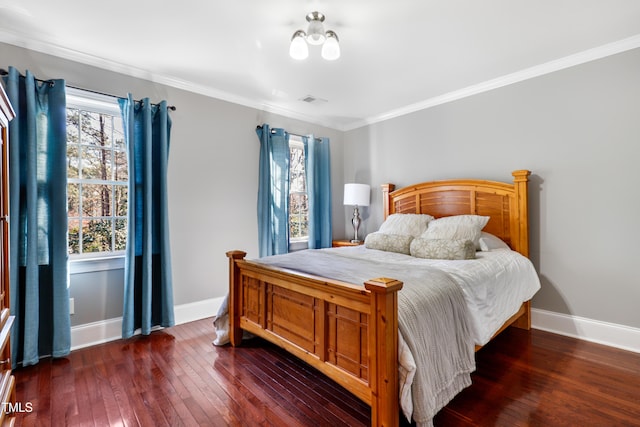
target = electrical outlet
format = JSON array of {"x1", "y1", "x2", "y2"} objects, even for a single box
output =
[{"x1": 70, "y1": 298, "x2": 75, "y2": 315}]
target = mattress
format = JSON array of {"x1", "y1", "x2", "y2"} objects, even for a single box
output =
[{"x1": 324, "y1": 245, "x2": 541, "y2": 346}]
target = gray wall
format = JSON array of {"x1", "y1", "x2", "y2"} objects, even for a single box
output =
[
  {"x1": 4, "y1": 40, "x2": 639, "y2": 333},
  {"x1": 344, "y1": 48, "x2": 640, "y2": 329},
  {"x1": 0, "y1": 42, "x2": 344, "y2": 327}
]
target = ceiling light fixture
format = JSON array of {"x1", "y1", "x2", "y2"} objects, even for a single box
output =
[{"x1": 289, "y1": 11, "x2": 340, "y2": 61}]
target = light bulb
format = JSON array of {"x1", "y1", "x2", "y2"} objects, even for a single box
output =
[
  {"x1": 321, "y1": 31, "x2": 340, "y2": 60},
  {"x1": 289, "y1": 30, "x2": 308, "y2": 60}
]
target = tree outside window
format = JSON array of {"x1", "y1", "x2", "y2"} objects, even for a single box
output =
[{"x1": 66, "y1": 92, "x2": 127, "y2": 256}]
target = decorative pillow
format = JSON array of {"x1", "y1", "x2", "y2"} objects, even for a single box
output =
[
  {"x1": 420, "y1": 215, "x2": 490, "y2": 249},
  {"x1": 378, "y1": 213, "x2": 435, "y2": 237},
  {"x1": 364, "y1": 232, "x2": 414, "y2": 255},
  {"x1": 410, "y1": 238, "x2": 476, "y2": 260},
  {"x1": 479, "y1": 232, "x2": 511, "y2": 251}
]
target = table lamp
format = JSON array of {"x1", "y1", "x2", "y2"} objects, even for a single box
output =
[{"x1": 343, "y1": 183, "x2": 371, "y2": 243}]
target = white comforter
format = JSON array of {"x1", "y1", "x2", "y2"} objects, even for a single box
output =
[{"x1": 327, "y1": 246, "x2": 541, "y2": 346}]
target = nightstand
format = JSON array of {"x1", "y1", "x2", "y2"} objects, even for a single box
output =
[{"x1": 332, "y1": 239, "x2": 364, "y2": 247}]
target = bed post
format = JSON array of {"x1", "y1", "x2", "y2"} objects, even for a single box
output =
[
  {"x1": 365, "y1": 277, "x2": 403, "y2": 427},
  {"x1": 226, "y1": 250, "x2": 246, "y2": 346},
  {"x1": 511, "y1": 170, "x2": 531, "y2": 258},
  {"x1": 511, "y1": 170, "x2": 532, "y2": 331},
  {"x1": 381, "y1": 184, "x2": 396, "y2": 219}
]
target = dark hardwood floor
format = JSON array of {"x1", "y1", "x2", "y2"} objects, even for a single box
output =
[{"x1": 12, "y1": 318, "x2": 640, "y2": 426}]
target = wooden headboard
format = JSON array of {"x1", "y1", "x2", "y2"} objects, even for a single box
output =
[{"x1": 381, "y1": 170, "x2": 531, "y2": 257}]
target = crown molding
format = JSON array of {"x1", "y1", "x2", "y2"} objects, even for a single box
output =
[
  {"x1": 343, "y1": 34, "x2": 640, "y2": 131},
  {"x1": 0, "y1": 30, "x2": 341, "y2": 130},
  {"x1": 2, "y1": 30, "x2": 639, "y2": 133}
]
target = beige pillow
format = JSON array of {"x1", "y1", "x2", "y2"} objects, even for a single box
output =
[
  {"x1": 378, "y1": 213, "x2": 435, "y2": 237},
  {"x1": 420, "y1": 215, "x2": 490, "y2": 249},
  {"x1": 410, "y1": 238, "x2": 476, "y2": 260},
  {"x1": 364, "y1": 232, "x2": 414, "y2": 255}
]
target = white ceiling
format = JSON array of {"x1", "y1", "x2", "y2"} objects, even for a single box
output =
[{"x1": 1, "y1": 1, "x2": 640, "y2": 131}]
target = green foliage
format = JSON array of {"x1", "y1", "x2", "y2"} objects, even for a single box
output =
[{"x1": 68, "y1": 219, "x2": 128, "y2": 255}]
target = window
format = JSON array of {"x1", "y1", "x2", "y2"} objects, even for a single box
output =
[
  {"x1": 66, "y1": 88, "x2": 127, "y2": 258},
  {"x1": 289, "y1": 135, "x2": 308, "y2": 243}
]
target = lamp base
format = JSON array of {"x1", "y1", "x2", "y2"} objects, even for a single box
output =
[
  {"x1": 351, "y1": 206, "x2": 361, "y2": 243},
  {"x1": 350, "y1": 239, "x2": 362, "y2": 244}
]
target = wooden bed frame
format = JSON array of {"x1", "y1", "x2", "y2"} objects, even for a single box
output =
[{"x1": 226, "y1": 170, "x2": 532, "y2": 426}]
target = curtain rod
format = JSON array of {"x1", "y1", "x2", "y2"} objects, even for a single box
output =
[
  {"x1": 256, "y1": 126, "x2": 321, "y2": 141},
  {"x1": 0, "y1": 68, "x2": 176, "y2": 111}
]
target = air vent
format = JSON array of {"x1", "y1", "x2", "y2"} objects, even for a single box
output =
[{"x1": 299, "y1": 95, "x2": 328, "y2": 105}]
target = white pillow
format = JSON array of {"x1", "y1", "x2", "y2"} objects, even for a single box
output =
[
  {"x1": 420, "y1": 215, "x2": 490, "y2": 249},
  {"x1": 378, "y1": 213, "x2": 434, "y2": 237},
  {"x1": 478, "y1": 232, "x2": 510, "y2": 251}
]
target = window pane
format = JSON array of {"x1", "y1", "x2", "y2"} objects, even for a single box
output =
[
  {"x1": 115, "y1": 219, "x2": 127, "y2": 251},
  {"x1": 101, "y1": 115, "x2": 114, "y2": 148},
  {"x1": 114, "y1": 151, "x2": 127, "y2": 181},
  {"x1": 68, "y1": 183, "x2": 79, "y2": 216},
  {"x1": 115, "y1": 185, "x2": 128, "y2": 216},
  {"x1": 79, "y1": 112, "x2": 97, "y2": 145},
  {"x1": 290, "y1": 192, "x2": 308, "y2": 239},
  {"x1": 290, "y1": 146, "x2": 306, "y2": 193},
  {"x1": 66, "y1": 109, "x2": 80, "y2": 142},
  {"x1": 113, "y1": 116, "x2": 125, "y2": 151},
  {"x1": 82, "y1": 147, "x2": 112, "y2": 180},
  {"x1": 68, "y1": 219, "x2": 80, "y2": 255},
  {"x1": 82, "y1": 184, "x2": 112, "y2": 217},
  {"x1": 82, "y1": 219, "x2": 112, "y2": 253},
  {"x1": 67, "y1": 144, "x2": 80, "y2": 179}
]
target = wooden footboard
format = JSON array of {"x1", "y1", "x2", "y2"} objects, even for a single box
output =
[{"x1": 227, "y1": 250, "x2": 403, "y2": 426}]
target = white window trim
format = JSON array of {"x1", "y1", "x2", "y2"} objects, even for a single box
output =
[
  {"x1": 70, "y1": 255, "x2": 125, "y2": 274},
  {"x1": 66, "y1": 87, "x2": 121, "y2": 116}
]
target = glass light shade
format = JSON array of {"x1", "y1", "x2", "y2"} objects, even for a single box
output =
[
  {"x1": 344, "y1": 183, "x2": 370, "y2": 207},
  {"x1": 289, "y1": 31, "x2": 308, "y2": 60},
  {"x1": 321, "y1": 31, "x2": 340, "y2": 60},
  {"x1": 306, "y1": 19, "x2": 326, "y2": 45}
]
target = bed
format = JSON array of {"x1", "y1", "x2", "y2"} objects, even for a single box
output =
[{"x1": 224, "y1": 170, "x2": 538, "y2": 426}]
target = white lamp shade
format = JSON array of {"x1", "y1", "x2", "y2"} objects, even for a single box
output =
[
  {"x1": 344, "y1": 183, "x2": 370, "y2": 207},
  {"x1": 289, "y1": 31, "x2": 309, "y2": 60},
  {"x1": 321, "y1": 31, "x2": 340, "y2": 60}
]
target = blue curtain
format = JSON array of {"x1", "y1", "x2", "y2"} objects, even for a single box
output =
[
  {"x1": 3, "y1": 66, "x2": 70, "y2": 367},
  {"x1": 119, "y1": 95, "x2": 174, "y2": 339},
  {"x1": 256, "y1": 125, "x2": 290, "y2": 257},
  {"x1": 303, "y1": 135, "x2": 332, "y2": 248}
]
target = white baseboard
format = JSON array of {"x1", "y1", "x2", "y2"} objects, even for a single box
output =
[
  {"x1": 531, "y1": 308, "x2": 640, "y2": 354},
  {"x1": 174, "y1": 296, "x2": 224, "y2": 325},
  {"x1": 70, "y1": 296, "x2": 226, "y2": 351},
  {"x1": 71, "y1": 302, "x2": 640, "y2": 354},
  {"x1": 70, "y1": 317, "x2": 123, "y2": 351}
]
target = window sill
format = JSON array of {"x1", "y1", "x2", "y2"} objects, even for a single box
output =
[
  {"x1": 289, "y1": 240, "x2": 309, "y2": 252},
  {"x1": 70, "y1": 256, "x2": 125, "y2": 274}
]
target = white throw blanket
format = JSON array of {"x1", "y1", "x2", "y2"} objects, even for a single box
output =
[{"x1": 249, "y1": 249, "x2": 476, "y2": 426}]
